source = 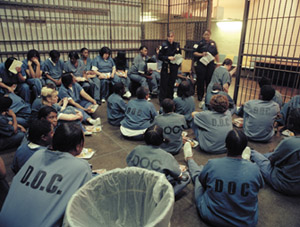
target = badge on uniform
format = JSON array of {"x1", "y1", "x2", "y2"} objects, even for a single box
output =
[
  {"x1": 211, "y1": 43, "x2": 214, "y2": 46},
  {"x1": 164, "y1": 46, "x2": 168, "y2": 49},
  {"x1": 193, "y1": 44, "x2": 199, "y2": 49}
]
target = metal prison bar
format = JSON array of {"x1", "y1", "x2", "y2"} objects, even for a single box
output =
[
  {"x1": 0, "y1": 0, "x2": 210, "y2": 65},
  {"x1": 0, "y1": 0, "x2": 142, "y2": 63},
  {"x1": 234, "y1": 0, "x2": 300, "y2": 105}
]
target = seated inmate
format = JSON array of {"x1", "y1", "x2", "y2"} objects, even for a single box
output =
[
  {"x1": 173, "y1": 81, "x2": 195, "y2": 128},
  {"x1": 154, "y1": 98, "x2": 187, "y2": 155},
  {"x1": 127, "y1": 125, "x2": 190, "y2": 196},
  {"x1": 120, "y1": 86, "x2": 157, "y2": 140},
  {"x1": 0, "y1": 57, "x2": 31, "y2": 103},
  {"x1": 184, "y1": 130, "x2": 264, "y2": 226},
  {"x1": 192, "y1": 94, "x2": 232, "y2": 154},
  {"x1": 12, "y1": 119, "x2": 54, "y2": 173},
  {"x1": 42, "y1": 50, "x2": 64, "y2": 87},
  {"x1": 243, "y1": 85, "x2": 280, "y2": 142},
  {"x1": 58, "y1": 72, "x2": 100, "y2": 125},
  {"x1": 21, "y1": 49, "x2": 43, "y2": 100},
  {"x1": 0, "y1": 123, "x2": 92, "y2": 226},
  {"x1": 0, "y1": 96, "x2": 25, "y2": 151},
  {"x1": 251, "y1": 108, "x2": 300, "y2": 196},
  {"x1": 107, "y1": 82, "x2": 127, "y2": 126}
]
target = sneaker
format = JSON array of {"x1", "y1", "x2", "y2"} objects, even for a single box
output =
[
  {"x1": 94, "y1": 117, "x2": 101, "y2": 126},
  {"x1": 183, "y1": 142, "x2": 193, "y2": 161},
  {"x1": 84, "y1": 131, "x2": 93, "y2": 136},
  {"x1": 123, "y1": 91, "x2": 132, "y2": 98},
  {"x1": 242, "y1": 146, "x2": 251, "y2": 161},
  {"x1": 89, "y1": 117, "x2": 101, "y2": 126},
  {"x1": 198, "y1": 101, "x2": 205, "y2": 109},
  {"x1": 101, "y1": 99, "x2": 106, "y2": 103}
]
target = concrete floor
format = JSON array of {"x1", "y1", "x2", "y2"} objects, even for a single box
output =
[{"x1": 1, "y1": 95, "x2": 300, "y2": 227}]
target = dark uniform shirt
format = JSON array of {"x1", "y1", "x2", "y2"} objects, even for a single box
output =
[
  {"x1": 158, "y1": 41, "x2": 181, "y2": 63},
  {"x1": 193, "y1": 39, "x2": 218, "y2": 63}
]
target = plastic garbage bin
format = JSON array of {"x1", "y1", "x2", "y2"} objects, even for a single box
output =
[{"x1": 63, "y1": 167, "x2": 175, "y2": 227}]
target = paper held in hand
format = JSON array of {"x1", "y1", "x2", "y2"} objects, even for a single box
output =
[
  {"x1": 91, "y1": 66, "x2": 98, "y2": 71},
  {"x1": 170, "y1": 54, "x2": 184, "y2": 65},
  {"x1": 199, "y1": 52, "x2": 215, "y2": 66},
  {"x1": 147, "y1": 63, "x2": 157, "y2": 71},
  {"x1": 8, "y1": 60, "x2": 23, "y2": 74}
]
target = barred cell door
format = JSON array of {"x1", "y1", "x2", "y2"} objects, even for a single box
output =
[{"x1": 234, "y1": 0, "x2": 300, "y2": 105}]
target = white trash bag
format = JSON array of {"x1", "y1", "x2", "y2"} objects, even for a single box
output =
[{"x1": 63, "y1": 167, "x2": 175, "y2": 227}]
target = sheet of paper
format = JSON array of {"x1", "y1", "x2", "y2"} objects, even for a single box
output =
[
  {"x1": 8, "y1": 60, "x2": 23, "y2": 74},
  {"x1": 147, "y1": 63, "x2": 157, "y2": 71},
  {"x1": 91, "y1": 66, "x2": 98, "y2": 71},
  {"x1": 199, "y1": 52, "x2": 215, "y2": 66},
  {"x1": 170, "y1": 54, "x2": 184, "y2": 65}
]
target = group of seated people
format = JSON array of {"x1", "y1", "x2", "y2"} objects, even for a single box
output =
[
  {"x1": 0, "y1": 48, "x2": 299, "y2": 226},
  {"x1": 0, "y1": 46, "x2": 163, "y2": 106}
]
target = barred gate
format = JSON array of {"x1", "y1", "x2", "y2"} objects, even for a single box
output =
[{"x1": 234, "y1": 0, "x2": 300, "y2": 105}]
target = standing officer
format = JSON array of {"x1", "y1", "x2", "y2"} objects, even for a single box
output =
[
  {"x1": 193, "y1": 29, "x2": 219, "y2": 103},
  {"x1": 158, "y1": 31, "x2": 181, "y2": 103}
]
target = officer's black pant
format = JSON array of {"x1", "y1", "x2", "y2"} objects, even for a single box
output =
[
  {"x1": 195, "y1": 61, "x2": 215, "y2": 100},
  {"x1": 159, "y1": 63, "x2": 179, "y2": 103}
]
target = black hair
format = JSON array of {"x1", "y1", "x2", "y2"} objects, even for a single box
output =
[
  {"x1": 113, "y1": 82, "x2": 125, "y2": 96},
  {"x1": 139, "y1": 45, "x2": 148, "y2": 51},
  {"x1": 136, "y1": 86, "x2": 149, "y2": 99},
  {"x1": 258, "y1": 77, "x2": 271, "y2": 88},
  {"x1": 260, "y1": 85, "x2": 275, "y2": 101},
  {"x1": 27, "y1": 49, "x2": 40, "y2": 62},
  {"x1": 68, "y1": 51, "x2": 79, "y2": 60},
  {"x1": 38, "y1": 106, "x2": 57, "y2": 120},
  {"x1": 144, "y1": 125, "x2": 164, "y2": 146},
  {"x1": 28, "y1": 119, "x2": 52, "y2": 144},
  {"x1": 222, "y1": 58, "x2": 233, "y2": 66},
  {"x1": 177, "y1": 81, "x2": 192, "y2": 99},
  {"x1": 162, "y1": 98, "x2": 174, "y2": 113},
  {"x1": 114, "y1": 51, "x2": 127, "y2": 70},
  {"x1": 49, "y1": 50, "x2": 60, "y2": 60},
  {"x1": 0, "y1": 96, "x2": 12, "y2": 112},
  {"x1": 52, "y1": 123, "x2": 84, "y2": 152},
  {"x1": 287, "y1": 108, "x2": 300, "y2": 134},
  {"x1": 226, "y1": 130, "x2": 248, "y2": 156},
  {"x1": 80, "y1": 47, "x2": 88, "y2": 53},
  {"x1": 46, "y1": 83, "x2": 57, "y2": 90},
  {"x1": 61, "y1": 72, "x2": 74, "y2": 88},
  {"x1": 99, "y1": 46, "x2": 111, "y2": 57},
  {"x1": 4, "y1": 57, "x2": 17, "y2": 71}
]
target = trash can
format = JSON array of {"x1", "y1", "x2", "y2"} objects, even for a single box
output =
[{"x1": 63, "y1": 167, "x2": 175, "y2": 227}]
